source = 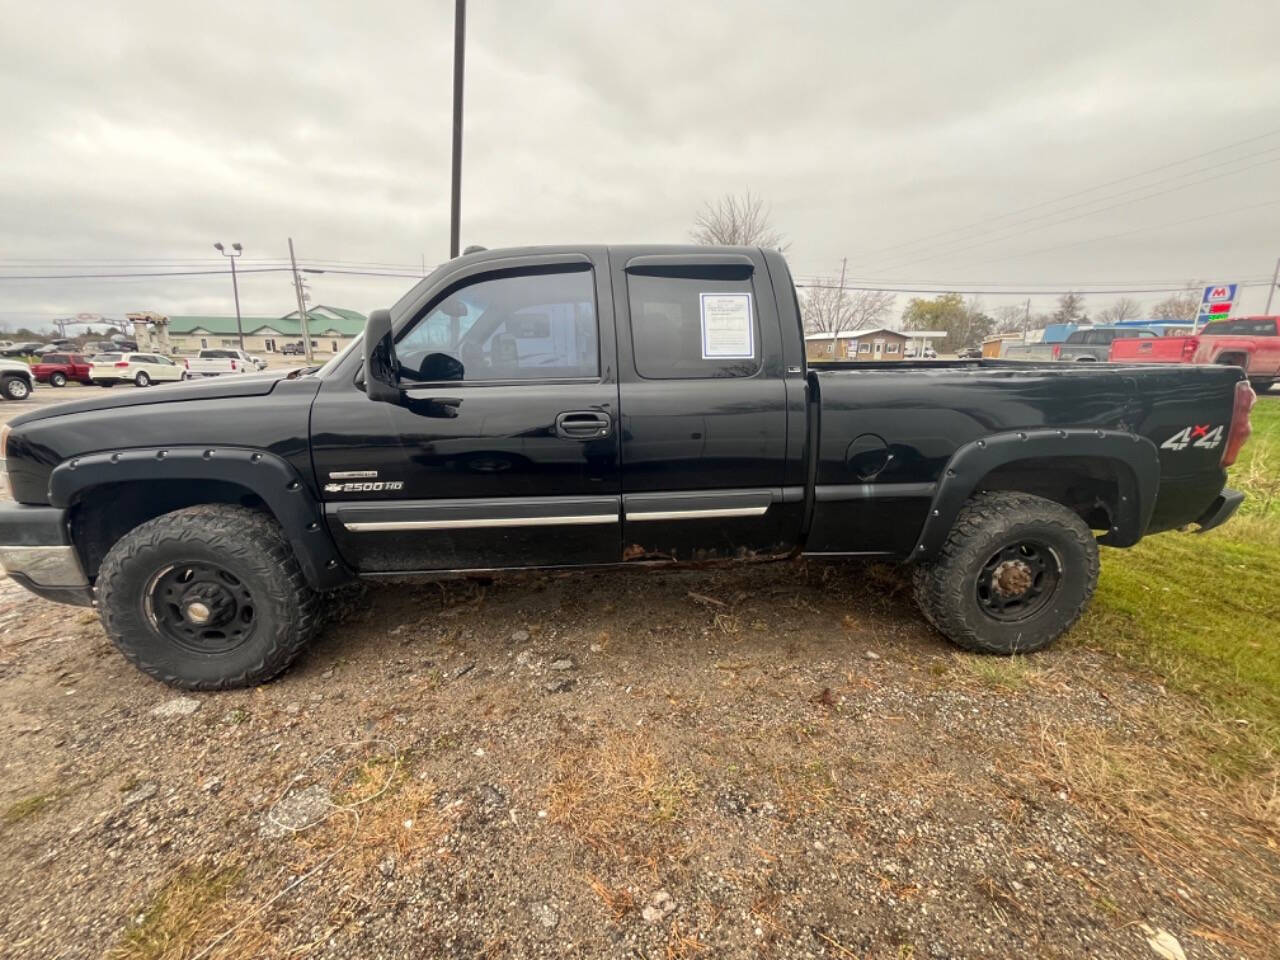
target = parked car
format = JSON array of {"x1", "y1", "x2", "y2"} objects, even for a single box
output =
[
  {"x1": 282, "y1": 342, "x2": 305, "y2": 356},
  {"x1": 0, "y1": 244, "x2": 1254, "y2": 690},
  {"x1": 0, "y1": 358, "x2": 34, "y2": 400},
  {"x1": 1109, "y1": 315, "x2": 1280, "y2": 393},
  {"x1": 1006, "y1": 326, "x2": 1158, "y2": 361},
  {"x1": 957, "y1": 346, "x2": 983, "y2": 359},
  {"x1": 905, "y1": 346, "x2": 938, "y2": 359},
  {"x1": 87, "y1": 352, "x2": 187, "y2": 388},
  {"x1": 0, "y1": 342, "x2": 46, "y2": 357},
  {"x1": 31, "y1": 353, "x2": 93, "y2": 387},
  {"x1": 183, "y1": 348, "x2": 263, "y2": 377}
]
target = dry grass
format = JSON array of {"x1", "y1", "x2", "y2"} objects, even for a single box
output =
[
  {"x1": 546, "y1": 731, "x2": 698, "y2": 862},
  {"x1": 1, "y1": 791, "x2": 53, "y2": 826},
  {"x1": 949, "y1": 652, "x2": 1051, "y2": 691},
  {"x1": 1020, "y1": 703, "x2": 1280, "y2": 954},
  {"x1": 109, "y1": 747, "x2": 453, "y2": 960},
  {"x1": 107, "y1": 861, "x2": 246, "y2": 960}
]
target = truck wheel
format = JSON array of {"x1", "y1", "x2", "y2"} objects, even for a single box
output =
[
  {"x1": 912, "y1": 492, "x2": 1098, "y2": 655},
  {"x1": 1248, "y1": 378, "x2": 1273, "y2": 394},
  {"x1": 2, "y1": 375, "x2": 31, "y2": 400},
  {"x1": 134, "y1": 371, "x2": 151, "y2": 387},
  {"x1": 97, "y1": 505, "x2": 320, "y2": 689},
  {"x1": 50, "y1": 371, "x2": 67, "y2": 387}
]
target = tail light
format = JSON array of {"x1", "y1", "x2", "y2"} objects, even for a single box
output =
[
  {"x1": 184, "y1": 359, "x2": 190, "y2": 369},
  {"x1": 231, "y1": 360, "x2": 238, "y2": 370},
  {"x1": 1221, "y1": 379, "x2": 1256, "y2": 467},
  {"x1": 1181, "y1": 337, "x2": 1199, "y2": 361},
  {"x1": 1051, "y1": 344, "x2": 1061, "y2": 359},
  {"x1": 114, "y1": 361, "x2": 129, "y2": 368}
]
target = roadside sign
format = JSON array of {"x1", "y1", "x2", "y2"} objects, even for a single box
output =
[
  {"x1": 1198, "y1": 283, "x2": 1238, "y2": 322},
  {"x1": 74, "y1": 312, "x2": 101, "y2": 322}
]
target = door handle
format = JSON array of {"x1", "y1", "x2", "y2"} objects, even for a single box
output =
[{"x1": 555, "y1": 410, "x2": 612, "y2": 440}]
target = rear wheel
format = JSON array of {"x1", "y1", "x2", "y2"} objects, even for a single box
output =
[
  {"x1": 912, "y1": 492, "x2": 1098, "y2": 655},
  {"x1": 134, "y1": 371, "x2": 151, "y2": 387},
  {"x1": 97, "y1": 505, "x2": 321, "y2": 689},
  {"x1": 1249, "y1": 378, "x2": 1273, "y2": 394},
  {"x1": 49, "y1": 371, "x2": 67, "y2": 387},
  {"x1": 2, "y1": 375, "x2": 31, "y2": 400}
]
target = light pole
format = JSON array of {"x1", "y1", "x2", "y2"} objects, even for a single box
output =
[
  {"x1": 214, "y1": 242, "x2": 245, "y2": 350},
  {"x1": 450, "y1": 0, "x2": 465, "y2": 258},
  {"x1": 1266, "y1": 256, "x2": 1279, "y2": 315}
]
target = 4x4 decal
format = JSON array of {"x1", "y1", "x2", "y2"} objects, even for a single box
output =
[{"x1": 1161, "y1": 424, "x2": 1223, "y2": 451}]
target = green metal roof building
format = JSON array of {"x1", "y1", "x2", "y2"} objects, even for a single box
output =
[{"x1": 164, "y1": 305, "x2": 366, "y2": 355}]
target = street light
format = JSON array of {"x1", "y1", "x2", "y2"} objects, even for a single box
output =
[{"x1": 214, "y1": 241, "x2": 245, "y2": 350}]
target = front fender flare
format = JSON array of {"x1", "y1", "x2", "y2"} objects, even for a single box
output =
[
  {"x1": 909, "y1": 428, "x2": 1160, "y2": 561},
  {"x1": 48, "y1": 446, "x2": 353, "y2": 590}
]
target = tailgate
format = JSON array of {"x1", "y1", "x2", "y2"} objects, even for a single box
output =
[{"x1": 1109, "y1": 336, "x2": 1191, "y2": 362}]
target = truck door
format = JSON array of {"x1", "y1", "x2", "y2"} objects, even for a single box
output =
[
  {"x1": 311, "y1": 251, "x2": 622, "y2": 573},
  {"x1": 610, "y1": 250, "x2": 803, "y2": 561}
]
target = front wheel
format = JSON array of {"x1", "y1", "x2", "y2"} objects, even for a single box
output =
[
  {"x1": 50, "y1": 371, "x2": 67, "y2": 387},
  {"x1": 134, "y1": 371, "x2": 151, "y2": 387},
  {"x1": 912, "y1": 491, "x2": 1099, "y2": 655},
  {"x1": 97, "y1": 505, "x2": 321, "y2": 689}
]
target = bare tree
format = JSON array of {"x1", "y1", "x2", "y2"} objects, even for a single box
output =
[
  {"x1": 1151, "y1": 284, "x2": 1202, "y2": 323},
  {"x1": 1097, "y1": 296, "x2": 1142, "y2": 324},
  {"x1": 1052, "y1": 291, "x2": 1087, "y2": 324},
  {"x1": 993, "y1": 304, "x2": 1027, "y2": 334},
  {"x1": 801, "y1": 283, "x2": 894, "y2": 335},
  {"x1": 690, "y1": 191, "x2": 788, "y2": 249}
]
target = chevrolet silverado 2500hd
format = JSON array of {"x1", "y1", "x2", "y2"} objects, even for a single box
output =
[{"x1": 0, "y1": 245, "x2": 1254, "y2": 688}]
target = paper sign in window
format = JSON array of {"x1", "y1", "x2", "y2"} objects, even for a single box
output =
[{"x1": 699, "y1": 293, "x2": 754, "y2": 359}]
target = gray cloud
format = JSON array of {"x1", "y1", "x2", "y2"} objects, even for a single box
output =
[{"x1": 2, "y1": 0, "x2": 1278, "y2": 330}]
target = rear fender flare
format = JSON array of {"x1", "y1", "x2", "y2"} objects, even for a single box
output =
[
  {"x1": 909, "y1": 428, "x2": 1160, "y2": 560},
  {"x1": 48, "y1": 447, "x2": 353, "y2": 589}
]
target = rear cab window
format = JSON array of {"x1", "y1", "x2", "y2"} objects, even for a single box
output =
[{"x1": 625, "y1": 264, "x2": 761, "y2": 379}]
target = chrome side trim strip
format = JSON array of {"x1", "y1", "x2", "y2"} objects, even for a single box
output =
[
  {"x1": 345, "y1": 514, "x2": 618, "y2": 532},
  {"x1": 626, "y1": 505, "x2": 770, "y2": 521}
]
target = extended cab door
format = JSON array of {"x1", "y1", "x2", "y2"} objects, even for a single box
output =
[
  {"x1": 311, "y1": 250, "x2": 622, "y2": 573},
  {"x1": 610, "y1": 249, "x2": 805, "y2": 560}
]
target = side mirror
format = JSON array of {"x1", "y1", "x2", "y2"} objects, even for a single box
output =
[{"x1": 363, "y1": 308, "x2": 400, "y2": 404}]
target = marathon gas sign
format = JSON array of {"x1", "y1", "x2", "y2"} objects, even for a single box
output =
[{"x1": 1198, "y1": 283, "x2": 1238, "y2": 321}]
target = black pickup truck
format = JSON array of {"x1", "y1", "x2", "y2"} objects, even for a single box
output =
[{"x1": 0, "y1": 245, "x2": 1254, "y2": 689}]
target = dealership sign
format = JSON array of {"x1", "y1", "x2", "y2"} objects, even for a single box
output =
[{"x1": 1198, "y1": 283, "x2": 1238, "y2": 322}]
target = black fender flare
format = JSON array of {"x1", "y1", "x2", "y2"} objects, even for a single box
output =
[
  {"x1": 909, "y1": 427, "x2": 1160, "y2": 560},
  {"x1": 48, "y1": 446, "x2": 353, "y2": 590}
]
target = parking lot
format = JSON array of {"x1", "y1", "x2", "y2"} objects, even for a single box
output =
[{"x1": 1, "y1": 387, "x2": 1275, "y2": 959}]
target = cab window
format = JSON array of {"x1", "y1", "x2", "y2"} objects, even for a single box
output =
[{"x1": 396, "y1": 266, "x2": 599, "y2": 383}]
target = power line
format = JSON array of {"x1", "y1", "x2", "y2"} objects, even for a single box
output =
[
  {"x1": 848, "y1": 126, "x2": 1280, "y2": 265},
  {"x1": 861, "y1": 154, "x2": 1280, "y2": 274},
  {"x1": 794, "y1": 280, "x2": 1273, "y2": 296}
]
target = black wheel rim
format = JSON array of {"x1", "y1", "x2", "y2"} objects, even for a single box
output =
[
  {"x1": 144, "y1": 562, "x2": 257, "y2": 654},
  {"x1": 975, "y1": 540, "x2": 1062, "y2": 622}
]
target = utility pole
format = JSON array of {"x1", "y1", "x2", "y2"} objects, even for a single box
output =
[
  {"x1": 449, "y1": 0, "x2": 466, "y2": 259},
  {"x1": 214, "y1": 242, "x2": 245, "y2": 350},
  {"x1": 1266, "y1": 256, "x2": 1280, "y2": 315},
  {"x1": 1023, "y1": 298, "x2": 1031, "y2": 336},
  {"x1": 288, "y1": 237, "x2": 313, "y2": 364}
]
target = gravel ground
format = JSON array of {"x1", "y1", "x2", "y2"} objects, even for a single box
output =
[{"x1": 0, "y1": 388, "x2": 1275, "y2": 959}]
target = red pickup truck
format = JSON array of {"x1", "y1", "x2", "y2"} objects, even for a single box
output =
[
  {"x1": 1109, "y1": 315, "x2": 1280, "y2": 392},
  {"x1": 30, "y1": 353, "x2": 93, "y2": 387}
]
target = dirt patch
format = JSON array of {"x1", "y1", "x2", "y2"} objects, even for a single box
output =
[{"x1": 0, "y1": 561, "x2": 1276, "y2": 959}]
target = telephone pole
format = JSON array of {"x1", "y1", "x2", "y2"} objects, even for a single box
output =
[
  {"x1": 449, "y1": 0, "x2": 466, "y2": 258},
  {"x1": 288, "y1": 237, "x2": 313, "y2": 363},
  {"x1": 1266, "y1": 256, "x2": 1279, "y2": 315}
]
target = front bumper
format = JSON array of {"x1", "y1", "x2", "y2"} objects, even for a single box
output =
[
  {"x1": 1195, "y1": 488, "x2": 1244, "y2": 534},
  {"x1": 0, "y1": 503, "x2": 93, "y2": 606}
]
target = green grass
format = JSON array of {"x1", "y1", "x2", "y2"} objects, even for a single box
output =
[
  {"x1": 2, "y1": 792, "x2": 53, "y2": 826},
  {"x1": 1075, "y1": 394, "x2": 1280, "y2": 750}
]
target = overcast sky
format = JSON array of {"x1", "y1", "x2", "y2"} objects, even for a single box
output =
[{"x1": 1, "y1": 0, "x2": 1278, "y2": 332}]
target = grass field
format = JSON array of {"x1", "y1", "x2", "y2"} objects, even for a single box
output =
[{"x1": 1075, "y1": 392, "x2": 1280, "y2": 754}]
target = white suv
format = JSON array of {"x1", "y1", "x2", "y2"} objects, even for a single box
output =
[{"x1": 88, "y1": 352, "x2": 187, "y2": 388}]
